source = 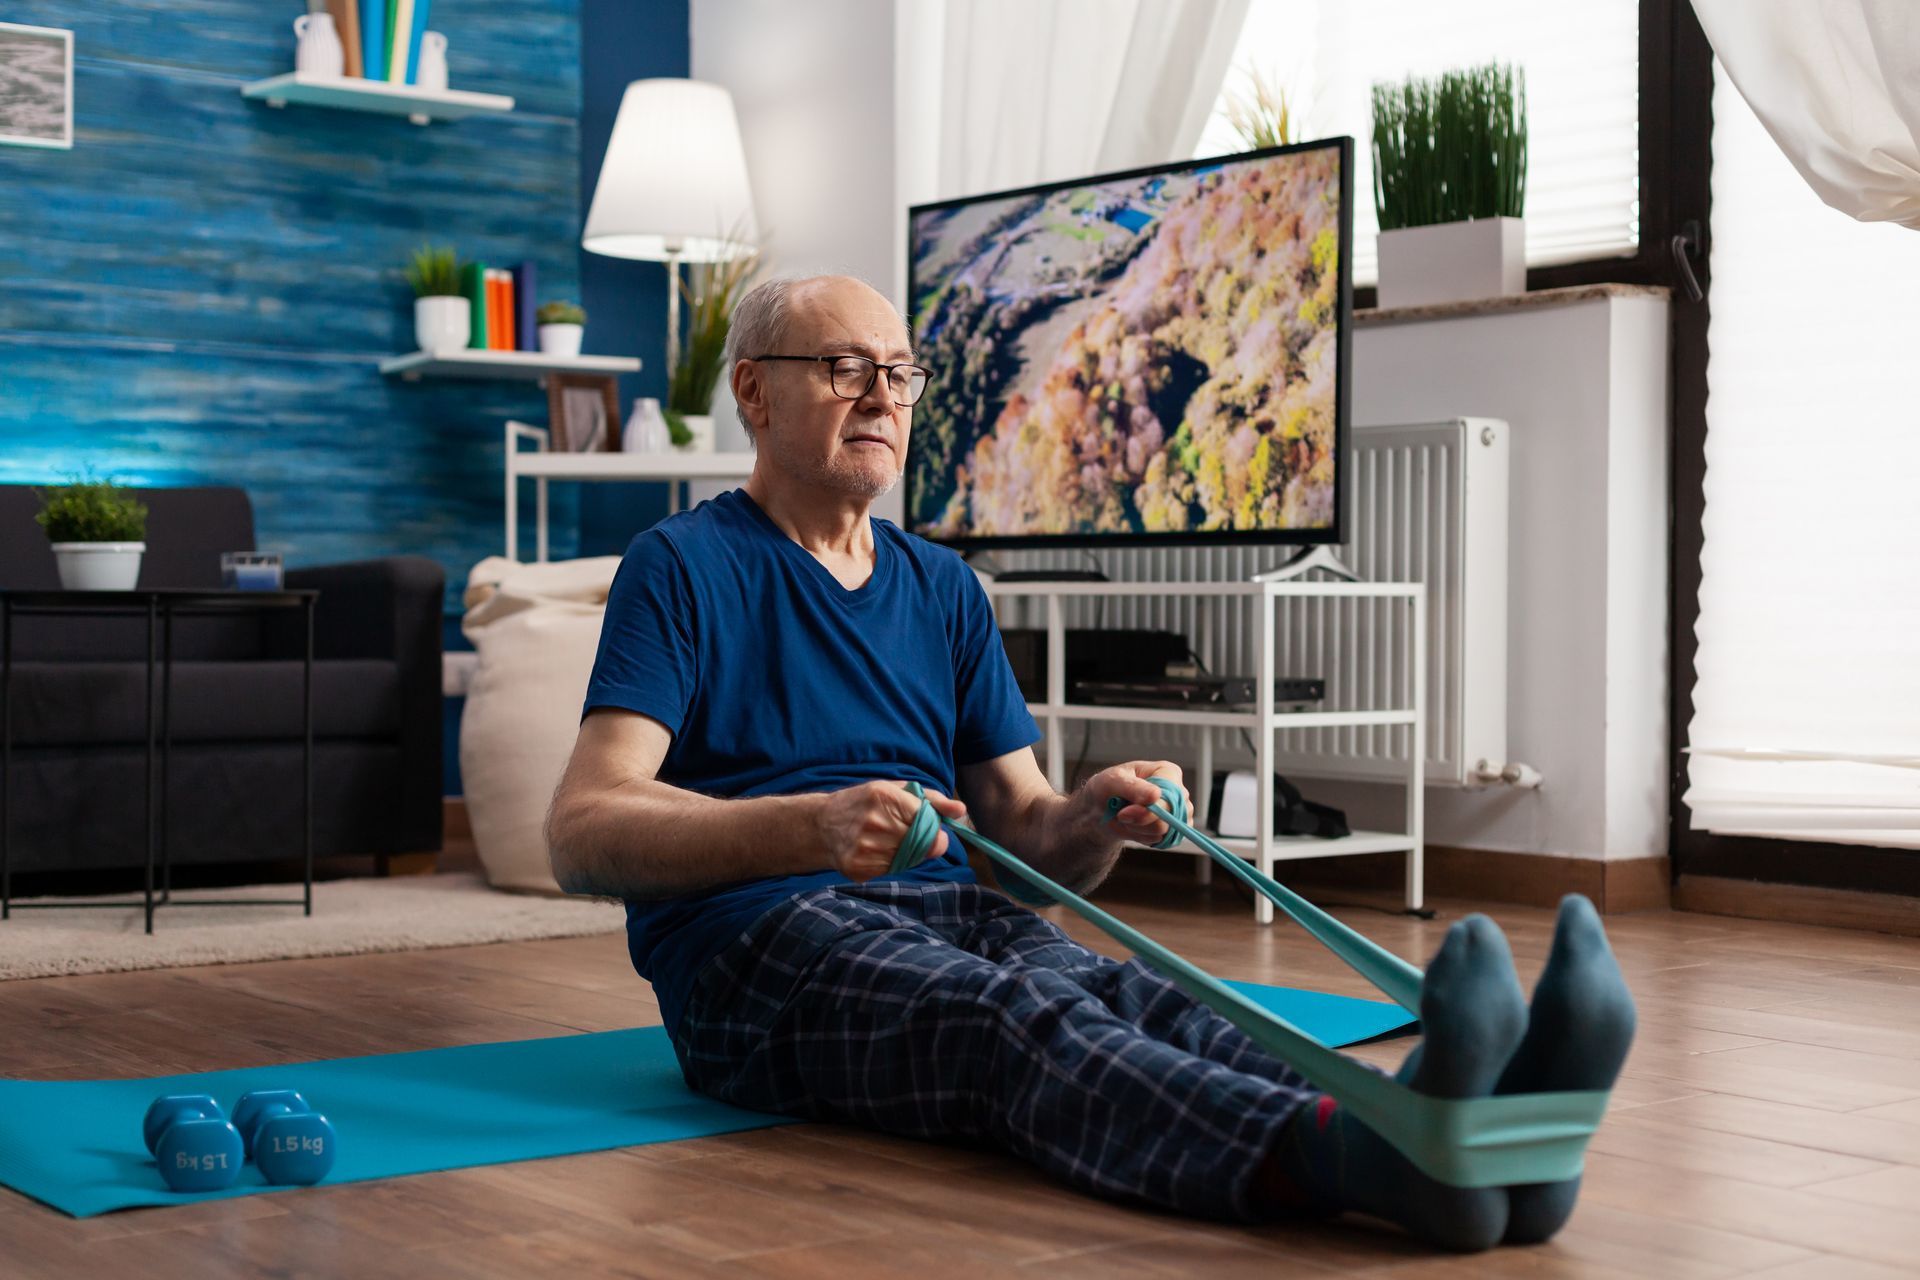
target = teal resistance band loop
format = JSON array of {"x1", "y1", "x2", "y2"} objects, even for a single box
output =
[
  {"x1": 922, "y1": 782, "x2": 1611, "y2": 1188},
  {"x1": 1111, "y1": 778, "x2": 1425, "y2": 1014},
  {"x1": 887, "y1": 782, "x2": 943, "y2": 875}
]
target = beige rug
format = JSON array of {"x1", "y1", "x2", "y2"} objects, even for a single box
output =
[{"x1": 0, "y1": 873, "x2": 627, "y2": 981}]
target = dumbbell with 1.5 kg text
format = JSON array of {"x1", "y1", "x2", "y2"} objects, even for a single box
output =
[
  {"x1": 142, "y1": 1094, "x2": 244, "y2": 1193},
  {"x1": 232, "y1": 1089, "x2": 337, "y2": 1185}
]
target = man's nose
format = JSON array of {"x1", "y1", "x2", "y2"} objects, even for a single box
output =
[{"x1": 857, "y1": 367, "x2": 896, "y2": 413}]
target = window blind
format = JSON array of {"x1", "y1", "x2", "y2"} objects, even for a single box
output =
[
  {"x1": 1195, "y1": 0, "x2": 1640, "y2": 285},
  {"x1": 1684, "y1": 63, "x2": 1920, "y2": 849}
]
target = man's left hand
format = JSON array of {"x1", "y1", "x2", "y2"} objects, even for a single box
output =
[{"x1": 1079, "y1": 760, "x2": 1189, "y2": 849}]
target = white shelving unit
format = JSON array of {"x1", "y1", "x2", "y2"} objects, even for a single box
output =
[
  {"x1": 241, "y1": 73, "x2": 513, "y2": 126},
  {"x1": 506, "y1": 421, "x2": 753, "y2": 562},
  {"x1": 379, "y1": 350, "x2": 640, "y2": 382},
  {"x1": 984, "y1": 579, "x2": 1427, "y2": 920}
]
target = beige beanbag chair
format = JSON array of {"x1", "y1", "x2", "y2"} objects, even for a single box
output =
[{"x1": 460, "y1": 555, "x2": 623, "y2": 894}]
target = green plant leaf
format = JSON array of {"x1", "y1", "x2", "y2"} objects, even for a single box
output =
[
  {"x1": 405, "y1": 244, "x2": 462, "y2": 298},
  {"x1": 1371, "y1": 62, "x2": 1526, "y2": 229},
  {"x1": 34, "y1": 469, "x2": 148, "y2": 543},
  {"x1": 667, "y1": 225, "x2": 763, "y2": 414}
]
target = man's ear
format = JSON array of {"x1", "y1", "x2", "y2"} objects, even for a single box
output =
[{"x1": 731, "y1": 358, "x2": 770, "y2": 437}]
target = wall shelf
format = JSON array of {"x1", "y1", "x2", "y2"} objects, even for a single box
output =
[
  {"x1": 241, "y1": 73, "x2": 514, "y2": 126},
  {"x1": 506, "y1": 422, "x2": 753, "y2": 561},
  {"x1": 379, "y1": 350, "x2": 640, "y2": 382}
]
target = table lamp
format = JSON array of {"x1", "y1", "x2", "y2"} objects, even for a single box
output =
[{"x1": 582, "y1": 78, "x2": 760, "y2": 379}]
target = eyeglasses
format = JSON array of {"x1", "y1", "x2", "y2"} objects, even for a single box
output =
[{"x1": 750, "y1": 354, "x2": 932, "y2": 407}]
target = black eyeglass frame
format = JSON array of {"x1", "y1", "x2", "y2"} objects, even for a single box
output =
[{"x1": 749, "y1": 354, "x2": 933, "y2": 406}]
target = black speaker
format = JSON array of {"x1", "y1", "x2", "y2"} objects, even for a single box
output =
[{"x1": 997, "y1": 628, "x2": 1191, "y2": 701}]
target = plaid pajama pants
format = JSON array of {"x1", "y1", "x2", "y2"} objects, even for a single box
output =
[{"x1": 669, "y1": 879, "x2": 1320, "y2": 1222}]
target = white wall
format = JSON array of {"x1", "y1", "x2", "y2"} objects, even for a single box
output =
[
  {"x1": 690, "y1": 0, "x2": 903, "y2": 519},
  {"x1": 1311, "y1": 294, "x2": 1671, "y2": 862}
]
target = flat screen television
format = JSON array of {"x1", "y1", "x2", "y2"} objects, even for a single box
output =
[{"x1": 904, "y1": 137, "x2": 1353, "y2": 551}]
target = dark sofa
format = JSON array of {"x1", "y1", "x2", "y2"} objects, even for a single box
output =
[{"x1": 0, "y1": 485, "x2": 442, "y2": 875}]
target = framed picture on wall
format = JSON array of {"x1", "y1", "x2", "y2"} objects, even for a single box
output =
[
  {"x1": 547, "y1": 374, "x2": 621, "y2": 453},
  {"x1": 0, "y1": 22, "x2": 74, "y2": 151}
]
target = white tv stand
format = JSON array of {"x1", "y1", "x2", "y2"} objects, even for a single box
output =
[{"x1": 983, "y1": 578, "x2": 1426, "y2": 920}]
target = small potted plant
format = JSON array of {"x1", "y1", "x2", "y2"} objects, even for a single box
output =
[
  {"x1": 1372, "y1": 62, "x2": 1528, "y2": 308},
  {"x1": 35, "y1": 472, "x2": 150, "y2": 591},
  {"x1": 406, "y1": 244, "x2": 469, "y2": 355},
  {"x1": 666, "y1": 231, "x2": 761, "y2": 452},
  {"x1": 537, "y1": 300, "x2": 586, "y2": 357}
]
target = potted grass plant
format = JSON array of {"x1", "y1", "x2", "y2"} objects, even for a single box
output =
[
  {"x1": 35, "y1": 472, "x2": 149, "y2": 591},
  {"x1": 1371, "y1": 62, "x2": 1528, "y2": 308},
  {"x1": 405, "y1": 244, "x2": 469, "y2": 355},
  {"x1": 537, "y1": 300, "x2": 586, "y2": 358},
  {"x1": 664, "y1": 233, "x2": 761, "y2": 453}
]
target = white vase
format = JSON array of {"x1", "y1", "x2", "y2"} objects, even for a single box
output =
[
  {"x1": 51, "y1": 542, "x2": 145, "y2": 591},
  {"x1": 623, "y1": 397, "x2": 670, "y2": 452},
  {"x1": 674, "y1": 413, "x2": 716, "y2": 454},
  {"x1": 1376, "y1": 216, "x2": 1526, "y2": 309},
  {"x1": 414, "y1": 31, "x2": 449, "y2": 92},
  {"x1": 538, "y1": 323, "x2": 583, "y2": 357},
  {"x1": 293, "y1": 12, "x2": 345, "y2": 77},
  {"x1": 414, "y1": 295, "x2": 471, "y2": 355}
]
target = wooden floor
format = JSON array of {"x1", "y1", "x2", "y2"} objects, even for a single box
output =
[{"x1": 3, "y1": 856, "x2": 1919, "y2": 1279}]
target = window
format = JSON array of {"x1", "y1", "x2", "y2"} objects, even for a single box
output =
[
  {"x1": 1196, "y1": 1, "x2": 1642, "y2": 286},
  {"x1": 1682, "y1": 61, "x2": 1920, "y2": 850}
]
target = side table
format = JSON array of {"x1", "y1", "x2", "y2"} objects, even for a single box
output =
[{"x1": 0, "y1": 588, "x2": 318, "y2": 933}]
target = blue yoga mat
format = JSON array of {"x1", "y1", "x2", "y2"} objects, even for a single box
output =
[{"x1": 0, "y1": 982, "x2": 1413, "y2": 1217}]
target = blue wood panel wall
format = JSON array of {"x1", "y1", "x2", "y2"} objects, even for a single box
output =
[{"x1": 0, "y1": 0, "x2": 586, "y2": 607}]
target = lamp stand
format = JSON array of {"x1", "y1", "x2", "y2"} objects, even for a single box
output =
[{"x1": 665, "y1": 253, "x2": 683, "y2": 399}]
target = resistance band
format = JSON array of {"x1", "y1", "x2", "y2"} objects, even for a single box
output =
[{"x1": 892, "y1": 779, "x2": 1611, "y2": 1189}]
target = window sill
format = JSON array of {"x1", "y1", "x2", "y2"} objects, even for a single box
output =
[{"x1": 1355, "y1": 283, "x2": 1670, "y2": 329}]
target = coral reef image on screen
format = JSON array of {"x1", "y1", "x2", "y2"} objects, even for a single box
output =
[{"x1": 908, "y1": 146, "x2": 1342, "y2": 540}]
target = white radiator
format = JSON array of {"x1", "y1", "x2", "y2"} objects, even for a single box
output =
[{"x1": 987, "y1": 418, "x2": 1510, "y2": 786}]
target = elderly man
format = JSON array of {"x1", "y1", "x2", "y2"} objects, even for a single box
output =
[{"x1": 546, "y1": 275, "x2": 1634, "y2": 1253}]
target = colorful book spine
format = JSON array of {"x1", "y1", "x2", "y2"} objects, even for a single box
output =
[
  {"x1": 501, "y1": 272, "x2": 517, "y2": 351},
  {"x1": 384, "y1": 0, "x2": 410, "y2": 84},
  {"x1": 488, "y1": 269, "x2": 511, "y2": 350},
  {"x1": 461, "y1": 261, "x2": 488, "y2": 349},
  {"x1": 331, "y1": 0, "x2": 363, "y2": 78},
  {"x1": 387, "y1": 0, "x2": 415, "y2": 85},
  {"x1": 359, "y1": 0, "x2": 386, "y2": 82},
  {"x1": 405, "y1": 0, "x2": 432, "y2": 84},
  {"x1": 510, "y1": 262, "x2": 538, "y2": 352}
]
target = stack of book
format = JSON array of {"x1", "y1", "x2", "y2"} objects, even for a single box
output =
[
  {"x1": 460, "y1": 261, "x2": 539, "y2": 352},
  {"x1": 313, "y1": 0, "x2": 435, "y2": 84}
]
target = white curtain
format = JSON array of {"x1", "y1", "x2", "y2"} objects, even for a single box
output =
[
  {"x1": 1693, "y1": 0, "x2": 1920, "y2": 228},
  {"x1": 894, "y1": 0, "x2": 1250, "y2": 298},
  {"x1": 1683, "y1": 58, "x2": 1920, "y2": 848}
]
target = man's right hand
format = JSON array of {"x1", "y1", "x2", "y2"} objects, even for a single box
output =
[{"x1": 817, "y1": 781, "x2": 969, "y2": 883}]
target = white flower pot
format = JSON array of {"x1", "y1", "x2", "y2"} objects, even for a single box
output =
[
  {"x1": 1376, "y1": 215, "x2": 1526, "y2": 309},
  {"x1": 414, "y1": 295, "x2": 471, "y2": 356},
  {"x1": 673, "y1": 413, "x2": 716, "y2": 454},
  {"x1": 51, "y1": 542, "x2": 145, "y2": 591},
  {"x1": 538, "y1": 323, "x2": 583, "y2": 358}
]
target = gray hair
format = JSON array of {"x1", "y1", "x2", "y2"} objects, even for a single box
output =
[
  {"x1": 722, "y1": 274, "x2": 911, "y2": 443},
  {"x1": 723, "y1": 277, "x2": 801, "y2": 444}
]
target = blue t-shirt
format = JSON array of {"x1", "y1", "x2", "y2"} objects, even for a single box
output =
[{"x1": 581, "y1": 488, "x2": 1040, "y2": 1038}]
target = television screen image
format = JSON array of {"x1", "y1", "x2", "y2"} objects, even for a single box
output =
[{"x1": 905, "y1": 138, "x2": 1351, "y2": 548}]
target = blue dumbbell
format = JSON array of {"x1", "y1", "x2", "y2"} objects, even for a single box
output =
[
  {"x1": 232, "y1": 1089, "x2": 337, "y2": 1185},
  {"x1": 142, "y1": 1094, "x2": 243, "y2": 1193}
]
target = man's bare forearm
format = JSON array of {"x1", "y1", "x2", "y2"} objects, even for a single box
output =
[
  {"x1": 992, "y1": 788, "x2": 1123, "y2": 895},
  {"x1": 547, "y1": 778, "x2": 826, "y2": 900}
]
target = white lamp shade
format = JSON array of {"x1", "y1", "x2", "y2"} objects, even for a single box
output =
[{"x1": 583, "y1": 79, "x2": 760, "y2": 263}]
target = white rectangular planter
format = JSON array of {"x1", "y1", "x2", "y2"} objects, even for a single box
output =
[{"x1": 1376, "y1": 216, "x2": 1526, "y2": 309}]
